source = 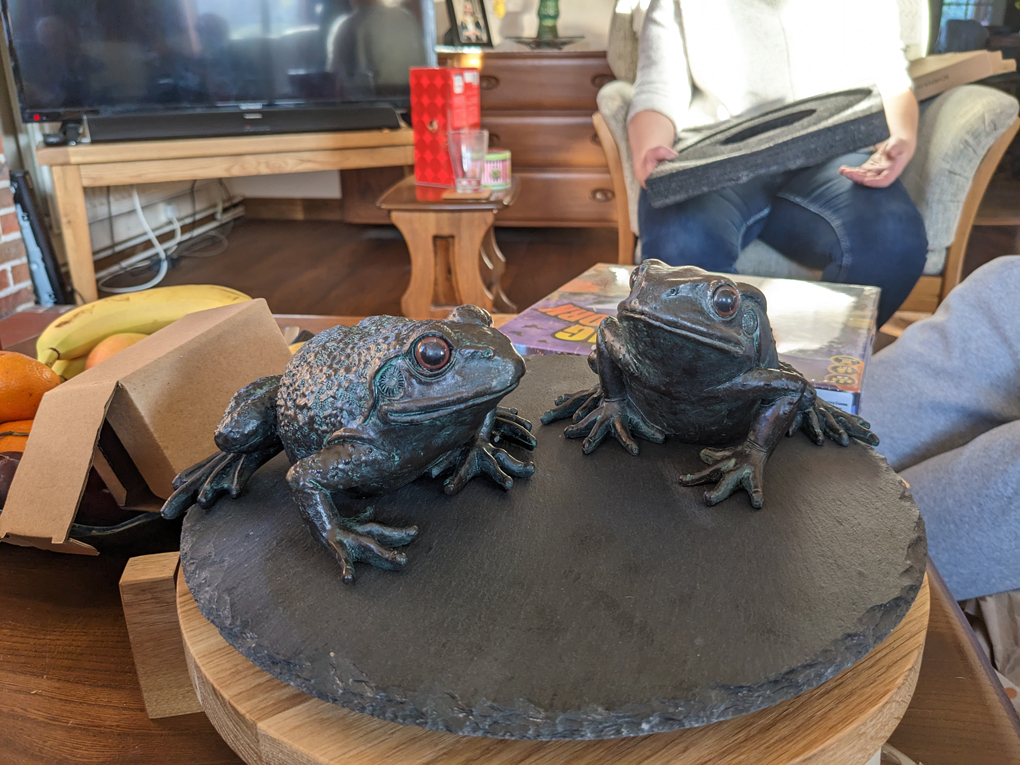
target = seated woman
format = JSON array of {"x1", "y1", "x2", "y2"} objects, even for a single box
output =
[{"x1": 629, "y1": 0, "x2": 928, "y2": 326}]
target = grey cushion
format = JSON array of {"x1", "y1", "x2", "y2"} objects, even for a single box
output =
[{"x1": 901, "y1": 84, "x2": 1019, "y2": 275}]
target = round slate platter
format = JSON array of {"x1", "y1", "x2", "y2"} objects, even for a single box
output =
[{"x1": 181, "y1": 353, "x2": 926, "y2": 740}]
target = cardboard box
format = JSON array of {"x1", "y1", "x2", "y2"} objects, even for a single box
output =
[
  {"x1": 410, "y1": 67, "x2": 481, "y2": 187},
  {"x1": 909, "y1": 51, "x2": 1016, "y2": 101},
  {"x1": 0, "y1": 299, "x2": 292, "y2": 555}
]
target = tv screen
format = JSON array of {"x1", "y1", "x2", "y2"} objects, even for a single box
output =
[{"x1": 2, "y1": 0, "x2": 436, "y2": 122}]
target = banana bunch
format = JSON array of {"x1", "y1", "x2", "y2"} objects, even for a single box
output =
[{"x1": 37, "y1": 284, "x2": 251, "y2": 370}]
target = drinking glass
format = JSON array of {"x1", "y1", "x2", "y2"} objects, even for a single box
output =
[{"x1": 448, "y1": 128, "x2": 489, "y2": 193}]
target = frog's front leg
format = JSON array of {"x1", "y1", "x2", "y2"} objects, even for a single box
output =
[
  {"x1": 779, "y1": 363, "x2": 879, "y2": 447},
  {"x1": 443, "y1": 409, "x2": 535, "y2": 495},
  {"x1": 286, "y1": 443, "x2": 419, "y2": 584},
  {"x1": 680, "y1": 367, "x2": 813, "y2": 508},
  {"x1": 549, "y1": 318, "x2": 665, "y2": 455}
]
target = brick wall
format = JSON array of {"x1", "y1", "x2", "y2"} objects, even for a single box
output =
[{"x1": 0, "y1": 134, "x2": 35, "y2": 318}]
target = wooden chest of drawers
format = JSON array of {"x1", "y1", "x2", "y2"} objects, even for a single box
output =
[
  {"x1": 341, "y1": 49, "x2": 618, "y2": 228},
  {"x1": 449, "y1": 49, "x2": 617, "y2": 227}
]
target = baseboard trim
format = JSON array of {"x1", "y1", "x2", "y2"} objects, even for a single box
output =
[{"x1": 243, "y1": 198, "x2": 345, "y2": 222}]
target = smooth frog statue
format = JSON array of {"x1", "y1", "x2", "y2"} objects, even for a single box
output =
[
  {"x1": 542, "y1": 260, "x2": 877, "y2": 508},
  {"x1": 162, "y1": 305, "x2": 535, "y2": 583}
]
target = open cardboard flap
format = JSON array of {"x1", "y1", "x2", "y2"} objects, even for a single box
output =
[{"x1": 0, "y1": 299, "x2": 292, "y2": 554}]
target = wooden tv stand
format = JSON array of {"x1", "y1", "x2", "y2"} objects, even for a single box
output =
[{"x1": 36, "y1": 127, "x2": 414, "y2": 302}]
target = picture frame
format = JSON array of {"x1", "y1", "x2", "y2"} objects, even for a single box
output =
[{"x1": 446, "y1": 0, "x2": 492, "y2": 47}]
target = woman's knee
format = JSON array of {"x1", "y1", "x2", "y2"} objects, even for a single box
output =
[
  {"x1": 638, "y1": 189, "x2": 743, "y2": 270},
  {"x1": 765, "y1": 180, "x2": 927, "y2": 281}
]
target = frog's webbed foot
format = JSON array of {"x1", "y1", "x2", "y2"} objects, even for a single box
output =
[
  {"x1": 680, "y1": 441, "x2": 767, "y2": 509},
  {"x1": 162, "y1": 447, "x2": 279, "y2": 519},
  {"x1": 444, "y1": 435, "x2": 535, "y2": 494},
  {"x1": 789, "y1": 399, "x2": 879, "y2": 448},
  {"x1": 562, "y1": 397, "x2": 665, "y2": 455},
  {"x1": 327, "y1": 509, "x2": 419, "y2": 584},
  {"x1": 540, "y1": 385, "x2": 602, "y2": 425},
  {"x1": 493, "y1": 406, "x2": 537, "y2": 450},
  {"x1": 163, "y1": 374, "x2": 283, "y2": 520}
]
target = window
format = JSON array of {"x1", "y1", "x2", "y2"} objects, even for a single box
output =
[{"x1": 940, "y1": 1, "x2": 996, "y2": 25}]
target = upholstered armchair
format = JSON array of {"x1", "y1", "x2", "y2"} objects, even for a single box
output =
[{"x1": 594, "y1": 0, "x2": 1020, "y2": 312}]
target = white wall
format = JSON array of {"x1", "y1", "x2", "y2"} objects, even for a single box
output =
[{"x1": 225, "y1": 171, "x2": 342, "y2": 200}]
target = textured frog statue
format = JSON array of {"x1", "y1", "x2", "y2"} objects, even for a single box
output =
[
  {"x1": 542, "y1": 260, "x2": 878, "y2": 508},
  {"x1": 162, "y1": 305, "x2": 535, "y2": 583}
]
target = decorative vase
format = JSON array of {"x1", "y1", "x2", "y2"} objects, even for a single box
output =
[{"x1": 537, "y1": 0, "x2": 560, "y2": 40}]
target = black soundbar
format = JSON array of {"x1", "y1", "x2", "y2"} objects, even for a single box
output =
[{"x1": 87, "y1": 105, "x2": 403, "y2": 142}]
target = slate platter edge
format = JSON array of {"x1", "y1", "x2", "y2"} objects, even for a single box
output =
[{"x1": 182, "y1": 527, "x2": 925, "y2": 739}]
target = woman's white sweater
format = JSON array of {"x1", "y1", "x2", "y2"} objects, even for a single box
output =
[{"x1": 629, "y1": 0, "x2": 913, "y2": 133}]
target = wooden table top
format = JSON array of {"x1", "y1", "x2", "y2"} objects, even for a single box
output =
[
  {"x1": 377, "y1": 175, "x2": 520, "y2": 212},
  {"x1": 34, "y1": 126, "x2": 415, "y2": 167},
  {"x1": 1, "y1": 307, "x2": 1019, "y2": 764}
]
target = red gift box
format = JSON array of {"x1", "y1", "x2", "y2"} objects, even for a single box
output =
[{"x1": 410, "y1": 67, "x2": 481, "y2": 187}]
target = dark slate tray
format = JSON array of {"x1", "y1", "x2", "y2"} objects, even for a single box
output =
[
  {"x1": 181, "y1": 353, "x2": 925, "y2": 740},
  {"x1": 645, "y1": 87, "x2": 889, "y2": 208}
]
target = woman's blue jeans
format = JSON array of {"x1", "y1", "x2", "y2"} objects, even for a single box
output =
[{"x1": 637, "y1": 152, "x2": 928, "y2": 326}]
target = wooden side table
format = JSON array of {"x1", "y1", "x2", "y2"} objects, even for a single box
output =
[{"x1": 378, "y1": 176, "x2": 519, "y2": 317}]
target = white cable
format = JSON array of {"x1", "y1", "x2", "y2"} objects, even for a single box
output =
[{"x1": 101, "y1": 186, "x2": 174, "y2": 294}]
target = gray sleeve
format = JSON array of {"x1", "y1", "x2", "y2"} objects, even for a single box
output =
[
  {"x1": 627, "y1": 0, "x2": 690, "y2": 133},
  {"x1": 900, "y1": 419, "x2": 1020, "y2": 600},
  {"x1": 862, "y1": 255, "x2": 1020, "y2": 472}
]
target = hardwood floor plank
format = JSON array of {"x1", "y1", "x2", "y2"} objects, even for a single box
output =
[{"x1": 149, "y1": 218, "x2": 616, "y2": 315}]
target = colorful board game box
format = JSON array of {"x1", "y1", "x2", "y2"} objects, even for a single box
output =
[{"x1": 499, "y1": 264, "x2": 880, "y2": 414}]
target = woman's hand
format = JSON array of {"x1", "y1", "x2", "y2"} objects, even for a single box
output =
[
  {"x1": 838, "y1": 135, "x2": 915, "y2": 188},
  {"x1": 638, "y1": 145, "x2": 679, "y2": 187},
  {"x1": 629, "y1": 110, "x2": 677, "y2": 188},
  {"x1": 841, "y1": 88, "x2": 919, "y2": 188}
]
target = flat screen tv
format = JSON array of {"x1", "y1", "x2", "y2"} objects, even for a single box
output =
[{"x1": 1, "y1": 0, "x2": 436, "y2": 141}]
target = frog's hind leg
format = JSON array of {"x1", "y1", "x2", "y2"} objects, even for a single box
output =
[
  {"x1": 162, "y1": 376, "x2": 283, "y2": 519},
  {"x1": 286, "y1": 442, "x2": 419, "y2": 584}
]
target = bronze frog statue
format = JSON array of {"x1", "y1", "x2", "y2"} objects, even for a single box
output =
[
  {"x1": 542, "y1": 260, "x2": 877, "y2": 508},
  {"x1": 163, "y1": 305, "x2": 535, "y2": 583}
]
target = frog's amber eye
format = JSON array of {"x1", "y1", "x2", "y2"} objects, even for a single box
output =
[
  {"x1": 414, "y1": 336, "x2": 452, "y2": 373},
  {"x1": 712, "y1": 285, "x2": 740, "y2": 318}
]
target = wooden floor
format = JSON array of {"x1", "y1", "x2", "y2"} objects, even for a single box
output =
[
  {"x1": 151, "y1": 220, "x2": 618, "y2": 316},
  {"x1": 137, "y1": 214, "x2": 1017, "y2": 317}
]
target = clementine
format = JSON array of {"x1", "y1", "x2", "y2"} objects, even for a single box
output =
[
  {"x1": 85, "y1": 332, "x2": 148, "y2": 370},
  {"x1": 0, "y1": 419, "x2": 32, "y2": 453},
  {"x1": 0, "y1": 351, "x2": 60, "y2": 422}
]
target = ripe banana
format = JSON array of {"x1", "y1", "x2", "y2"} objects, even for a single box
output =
[
  {"x1": 52, "y1": 357, "x2": 87, "y2": 381},
  {"x1": 37, "y1": 285, "x2": 251, "y2": 366}
]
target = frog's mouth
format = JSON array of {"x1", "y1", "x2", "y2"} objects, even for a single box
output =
[
  {"x1": 380, "y1": 382, "x2": 519, "y2": 423},
  {"x1": 618, "y1": 309, "x2": 745, "y2": 355}
]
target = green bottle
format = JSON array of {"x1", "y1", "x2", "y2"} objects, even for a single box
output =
[{"x1": 537, "y1": 0, "x2": 559, "y2": 40}]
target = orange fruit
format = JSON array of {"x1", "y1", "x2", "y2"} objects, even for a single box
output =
[
  {"x1": 0, "y1": 419, "x2": 32, "y2": 453},
  {"x1": 0, "y1": 351, "x2": 60, "y2": 422},
  {"x1": 84, "y1": 332, "x2": 148, "y2": 370}
]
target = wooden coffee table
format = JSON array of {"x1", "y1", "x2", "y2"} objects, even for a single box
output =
[{"x1": 378, "y1": 176, "x2": 519, "y2": 317}]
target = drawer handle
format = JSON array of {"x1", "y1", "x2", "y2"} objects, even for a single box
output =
[
  {"x1": 480, "y1": 75, "x2": 500, "y2": 90},
  {"x1": 590, "y1": 188, "x2": 615, "y2": 203},
  {"x1": 591, "y1": 73, "x2": 614, "y2": 89},
  {"x1": 488, "y1": 132, "x2": 501, "y2": 145},
  {"x1": 590, "y1": 132, "x2": 601, "y2": 146}
]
